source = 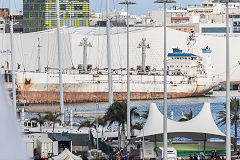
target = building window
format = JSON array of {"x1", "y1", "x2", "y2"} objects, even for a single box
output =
[
  {"x1": 60, "y1": 4, "x2": 66, "y2": 10},
  {"x1": 74, "y1": 5, "x2": 83, "y2": 10}
]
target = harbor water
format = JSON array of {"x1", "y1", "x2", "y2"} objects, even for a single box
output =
[{"x1": 27, "y1": 91, "x2": 240, "y2": 139}]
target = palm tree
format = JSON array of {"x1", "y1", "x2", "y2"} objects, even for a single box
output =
[
  {"x1": 30, "y1": 113, "x2": 47, "y2": 132},
  {"x1": 178, "y1": 109, "x2": 193, "y2": 122},
  {"x1": 78, "y1": 120, "x2": 95, "y2": 148},
  {"x1": 92, "y1": 117, "x2": 107, "y2": 140},
  {"x1": 103, "y1": 101, "x2": 140, "y2": 148},
  {"x1": 217, "y1": 97, "x2": 240, "y2": 151},
  {"x1": 130, "y1": 107, "x2": 140, "y2": 136},
  {"x1": 103, "y1": 101, "x2": 124, "y2": 149},
  {"x1": 45, "y1": 112, "x2": 61, "y2": 133}
]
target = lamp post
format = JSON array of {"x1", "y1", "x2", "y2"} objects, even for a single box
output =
[
  {"x1": 9, "y1": 0, "x2": 16, "y2": 117},
  {"x1": 94, "y1": 96, "x2": 99, "y2": 160},
  {"x1": 56, "y1": 0, "x2": 65, "y2": 123},
  {"x1": 69, "y1": 1, "x2": 72, "y2": 27},
  {"x1": 225, "y1": 2, "x2": 230, "y2": 160},
  {"x1": 154, "y1": 1, "x2": 175, "y2": 160},
  {"x1": 106, "y1": 0, "x2": 113, "y2": 106},
  {"x1": 119, "y1": 0, "x2": 136, "y2": 152},
  {"x1": 140, "y1": 117, "x2": 145, "y2": 160}
]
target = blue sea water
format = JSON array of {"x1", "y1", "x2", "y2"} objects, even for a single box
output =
[
  {"x1": 63, "y1": 91, "x2": 240, "y2": 138},
  {"x1": 28, "y1": 91, "x2": 240, "y2": 139}
]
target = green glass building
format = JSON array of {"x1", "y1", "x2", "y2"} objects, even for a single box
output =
[{"x1": 23, "y1": 0, "x2": 89, "y2": 33}]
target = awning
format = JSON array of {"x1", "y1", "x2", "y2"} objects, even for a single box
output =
[
  {"x1": 54, "y1": 136, "x2": 71, "y2": 142},
  {"x1": 137, "y1": 102, "x2": 226, "y2": 141}
]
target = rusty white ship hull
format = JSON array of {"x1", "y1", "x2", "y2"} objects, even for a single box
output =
[{"x1": 15, "y1": 72, "x2": 218, "y2": 103}]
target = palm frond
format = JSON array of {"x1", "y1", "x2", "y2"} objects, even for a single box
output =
[
  {"x1": 78, "y1": 120, "x2": 92, "y2": 130},
  {"x1": 132, "y1": 122, "x2": 144, "y2": 130},
  {"x1": 30, "y1": 117, "x2": 39, "y2": 123}
]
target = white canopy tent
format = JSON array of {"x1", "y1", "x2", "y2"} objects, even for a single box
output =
[
  {"x1": 53, "y1": 148, "x2": 82, "y2": 160},
  {"x1": 137, "y1": 103, "x2": 226, "y2": 141}
]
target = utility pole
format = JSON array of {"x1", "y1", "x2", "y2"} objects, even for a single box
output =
[
  {"x1": 37, "y1": 37, "x2": 42, "y2": 72},
  {"x1": 79, "y1": 38, "x2": 92, "y2": 72},
  {"x1": 137, "y1": 38, "x2": 149, "y2": 73},
  {"x1": 9, "y1": 0, "x2": 16, "y2": 116}
]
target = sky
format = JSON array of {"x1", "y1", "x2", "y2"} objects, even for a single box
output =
[{"x1": 1, "y1": 0, "x2": 206, "y2": 15}]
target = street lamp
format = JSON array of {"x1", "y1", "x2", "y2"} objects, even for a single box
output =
[
  {"x1": 225, "y1": 2, "x2": 231, "y2": 160},
  {"x1": 154, "y1": 1, "x2": 175, "y2": 160},
  {"x1": 140, "y1": 117, "x2": 145, "y2": 160},
  {"x1": 119, "y1": 0, "x2": 136, "y2": 152},
  {"x1": 93, "y1": 95, "x2": 99, "y2": 160}
]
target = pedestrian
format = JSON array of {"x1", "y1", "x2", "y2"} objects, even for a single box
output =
[
  {"x1": 211, "y1": 150, "x2": 214, "y2": 160},
  {"x1": 200, "y1": 152, "x2": 204, "y2": 160},
  {"x1": 237, "y1": 149, "x2": 240, "y2": 158},
  {"x1": 194, "y1": 152, "x2": 198, "y2": 160},
  {"x1": 128, "y1": 153, "x2": 132, "y2": 160},
  {"x1": 189, "y1": 153, "x2": 193, "y2": 160},
  {"x1": 125, "y1": 154, "x2": 128, "y2": 160},
  {"x1": 214, "y1": 150, "x2": 218, "y2": 159}
]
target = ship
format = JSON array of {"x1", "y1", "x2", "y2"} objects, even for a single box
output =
[{"x1": 12, "y1": 44, "x2": 220, "y2": 103}]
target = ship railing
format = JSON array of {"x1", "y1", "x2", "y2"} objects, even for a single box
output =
[{"x1": 76, "y1": 79, "x2": 191, "y2": 85}]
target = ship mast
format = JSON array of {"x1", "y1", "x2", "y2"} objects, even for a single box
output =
[
  {"x1": 138, "y1": 38, "x2": 149, "y2": 73},
  {"x1": 9, "y1": 0, "x2": 16, "y2": 116},
  {"x1": 79, "y1": 37, "x2": 92, "y2": 72},
  {"x1": 56, "y1": 0, "x2": 64, "y2": 123},
  {"x1": 106, "y1": 0, "x2": 113, "y2": 105}
]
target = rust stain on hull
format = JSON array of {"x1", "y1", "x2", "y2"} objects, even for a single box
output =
[{"x1": 17, "y1": 91, "x2": 209, "y2": 104}]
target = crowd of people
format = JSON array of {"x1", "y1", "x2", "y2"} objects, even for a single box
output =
[{"x1": 188, "y1": 150, "x2": 218, "y2": 160}]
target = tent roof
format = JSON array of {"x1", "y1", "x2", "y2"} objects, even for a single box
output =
[
  {"x1": 53, "y1": 148, "x2": 82, "y2": 160},
  {"x1": 137, "y1": 103, "x2": 226, "y2": 141}
]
